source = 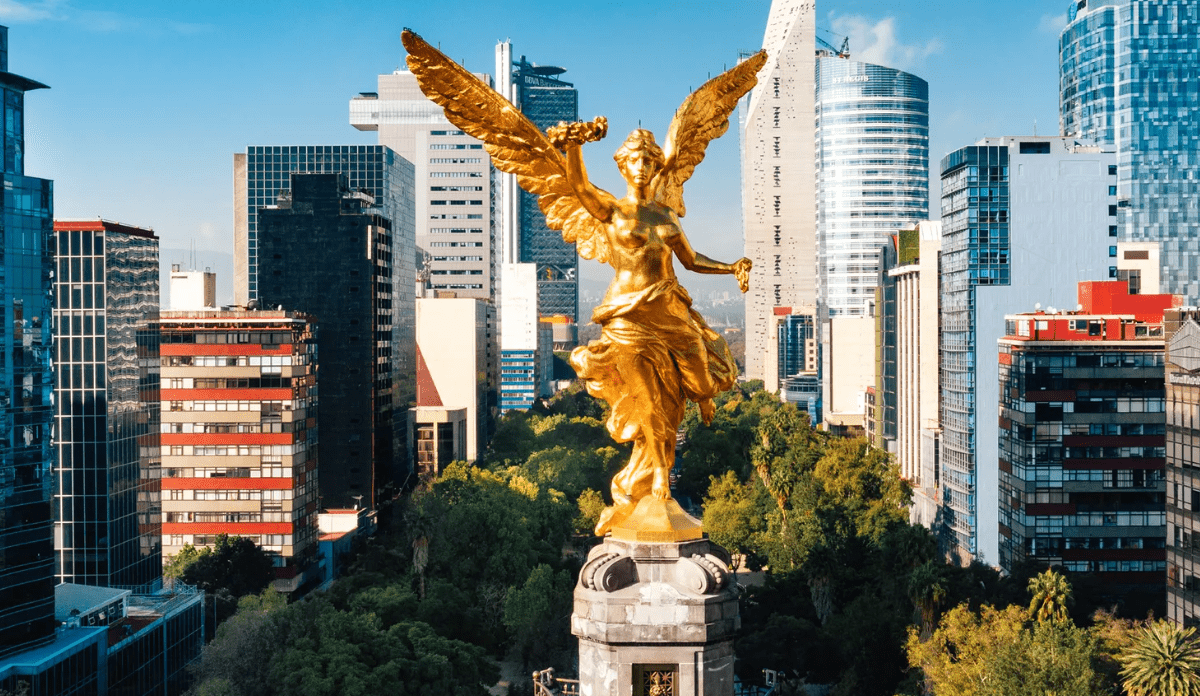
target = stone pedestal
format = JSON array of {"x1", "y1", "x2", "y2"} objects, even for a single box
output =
[{"x1": 571, "y1": 533, "x2": 739, "y2": 696}]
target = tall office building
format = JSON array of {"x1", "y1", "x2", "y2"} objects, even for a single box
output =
[
  {"x1": 938, "y1": 136, "x2": 1116, "y2": 563},
  {"x1": 815, "y1": 57, "x2": 929, "y2": 429},
  {"x1": 499, "y1": 263, "x2": 552, "y2": 414},
  {"x1": 350, "y1": 69, "x2": 496, "y2": 299},
  {"x1": 887, "y1": 222, "x2": 943, "y2": 528},
  {"x1": 157, "y1": 310, "x2": 319, "y2": 594},
  {"x1": 496, "y1": 41, "x2": 580, "y2": 322},
  {"x1": 52, "y1": 220, "x2": 161, "y2": 589},
  {"x1": 232, "y1": 144, "x2": 416, "y2": 323},
  {"x1": 233, "y1": 147, "x2": 416, "y2": 504},
  {"x1": 998, "y1": 281, "x2": 1175, "y2": 593},
  {"x1": 1060, "y1": 0, "x2": 1200, "y2": 301},
  {"x1": 775, "y1": 307, "x2": 819, "y2": 416},
  {"x1": 742, "y1": 0, "x2": 817, "y2": 389},
  {"x1": 257, "y1": 173, "x2": 408, "y2": 509},
  {"x1": 1166, "y1": 307, "x2": 1200, "y2": 626},
  {"x1": 0, "y1": 25, "x2": 56, "y2": 659}
]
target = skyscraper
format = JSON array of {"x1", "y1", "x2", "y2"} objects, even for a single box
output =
[
  {"x1": 1060, "y1": 0, "x2": 1200, "y2": 300},
  {"x1": 815, "y1": 57, "x2": 929, "y2": 430},
  {"x1": 257, "y1": 173, "x2": 409, "y2": 509},
  {"x1": 939, "y1": 136, "x2": 1115, "y2": 563},
  {"x1": 52, "y1": 219, "x2": 161, "y2": 589},
  {"x1": 741, "y1": 0, "x2": 817, "y2": 390},
  {"x1": 0, "y1": 25, "x2": 56, "y2": 658},
  {"x1": 496, "y1": 41, "x2": 580, "y2": 322},
  {"x1": 232, "y1": 144, "x2": 417, "y2": 321},
  {"x1": 350, "y1": 70, "x2": 497, "y2": 300},
  {"x1": 233, "y1": 148, "x2": 416, "y2": 505}
]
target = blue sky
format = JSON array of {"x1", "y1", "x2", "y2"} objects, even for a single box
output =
[{"x1": 6, "y1": 0, "x2": 1069, "y2": 300}]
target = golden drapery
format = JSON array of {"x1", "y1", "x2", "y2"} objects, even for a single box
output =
[{"x1": 570, "y1": 279, "x2": 737, "y2": 532}]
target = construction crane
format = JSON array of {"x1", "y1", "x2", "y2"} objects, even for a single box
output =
[{"x1": 816, "y1": 28, "x2": 850, "y2": 58}]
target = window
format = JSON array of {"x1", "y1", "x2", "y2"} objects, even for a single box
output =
[
  {"x1": 1108, "y1": 164, "x2": 1117, "y2": 175},
  {"x1": 1109, "y1": 205, "x2": 1118, "y2": 216},
  {"x1": 1109, "y1": 225, "x2": 1118, "y2": 237},
  {"x1": 1109, "y1": 246, "x2": 1117, "y2": 257},
  {"x1": 1019, "y1": 141, "x2": 1050, "y2": 154},
  {"x1": 1108, "y1": 185, "x2": 1117, "y2": 196}
]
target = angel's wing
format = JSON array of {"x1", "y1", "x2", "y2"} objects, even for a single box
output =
[
  {"x1": 654, "y1": 51, "x2": 768, "y2": 217},
  {"x1": 402, "y1": 29, "x2": 614, "y2": 262}
]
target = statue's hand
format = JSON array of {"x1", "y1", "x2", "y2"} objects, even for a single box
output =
[
  {"x1": 547, "y1": 116, "x2": 608, "y2": 150},
  {"x1": 733, "y1": 257, "x2": 752, "y2": 293}
]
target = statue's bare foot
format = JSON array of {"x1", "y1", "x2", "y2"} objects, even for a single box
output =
[
  {"x1": 700, "y1": 398, "x2": 716, "y2": 425},
  {"x1": 652, "y1": 468, "x2": 671, "y2": 499}
]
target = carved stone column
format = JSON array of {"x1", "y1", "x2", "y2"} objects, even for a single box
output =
[{"x1": 572, "y1": 500, "x2": 739, "y2": 696}]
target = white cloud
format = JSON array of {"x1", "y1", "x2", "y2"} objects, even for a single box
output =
[
  {"x1": 0, "y1": 0, "x2": 211, "y2": 34},
  {"x1": 827, "y1": 14, "x2": 943, "y2": 72},
  {"x1": 1039, "y1": 13, "x2": 1068, "y2": 33},
  {"x1": 0, "y1": 0, "x2": 64, "y2": 23}
]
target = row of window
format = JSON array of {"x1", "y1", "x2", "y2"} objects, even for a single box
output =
[
  {"x1": 166, "y1": 400, "x2": 303, "y2": 412},
  {"x1": 166, "y1": 489, "x2": 294, "y2": 500},
  {"x1": 1063, "y1": 560, "x2": 1166, "y2": 573},
  {"x1": 165, "y1": 465, "x2": 292, "y2": 478},
  {"x1": 165, "y1": 355, "x2": 305, "y2": 367}
]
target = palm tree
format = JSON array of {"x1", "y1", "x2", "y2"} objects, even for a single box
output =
[
  {"x1": 1119, "y1": 620, "x2": 1200, "y2": 696},
  {"x1": 1027, "y1": 568, "x2": 1072, "y2": 624}
]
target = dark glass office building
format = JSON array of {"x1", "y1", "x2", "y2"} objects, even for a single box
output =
[
  {"x1": 511, "y1": 56, "x2": 579, "y2": 322},
  {"x1": 257, "y1": 173, "x2": 404, "y2": 509},
  {"x1": 0, "y1": 25, "x2": 56, "y2": 659},
  {"x1": 52, "y1": 220, "x2": 161, "y2": 589}
]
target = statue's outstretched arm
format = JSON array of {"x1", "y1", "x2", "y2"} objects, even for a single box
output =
[
  {"x1": 563, "y1": 144, "x2": 614, "y2": 223},
  {"x1": 667, "y1": 219, "x2": 752, "y2": 292}
]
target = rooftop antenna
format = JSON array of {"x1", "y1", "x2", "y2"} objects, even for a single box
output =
[{"x1": 1033, "y1": 118, "x2": 1038, "y2": 136}]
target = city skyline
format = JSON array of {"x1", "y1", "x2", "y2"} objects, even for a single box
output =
[{"x1": 11, "y1": 0, "x2": 1069, "y2": 302}]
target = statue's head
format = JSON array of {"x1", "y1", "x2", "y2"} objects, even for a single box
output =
[{"x1": 614, "y1": 129, "x2": 665, "y2": 186}]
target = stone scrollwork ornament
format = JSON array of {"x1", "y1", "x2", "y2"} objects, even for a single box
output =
[{"x1": 403, "y1": 29, "x2": 767, "y2": 540}]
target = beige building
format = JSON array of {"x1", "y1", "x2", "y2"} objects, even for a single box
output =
[
  {"x1": 413, "y1": 297, "x2": 496, "y2": 462},
  {"x1": 351, "y1": 70, "x2": 496, "y2": 299},
  {"x1": 742, "y1": 0, "x2": 817, "y2": 388},
  {"x1": 888, "y1": 222, "x2": 942, "y2": 528},
  {"x1": 168, "y1": 265, "x2": 216, "y2": 310},
  {"x1": 157, "y1": 310, "x2": 320, "y2": 594}
]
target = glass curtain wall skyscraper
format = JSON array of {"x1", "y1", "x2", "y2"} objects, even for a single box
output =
[
  {"x1": 0, "y1": 25, "x2": 56, "y2": 658},
  {"x1": 815, "y1": 58, "x2": 928, "y2": 318},
  {"x1": 1061, "y1": 0, "x2": 1200, "y2": 300},
  {"x1": 814, "y1": 57, "x2": 928, "y2": 429},
  {"x1": 52, "y1": 220, "x2": 161, "y2": 589},
  {"x1": 503, "y1": 51, "x2": 579, "y2": 322}
]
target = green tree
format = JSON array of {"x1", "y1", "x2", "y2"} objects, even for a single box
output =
[
  {"x1": 702, "y1": 471, "x2": 767, "y2": 572},
  {"x1": 1119, "y1": 620, "x2": 1200, "y2": 696},
  {"x1": 170, "y1": 535, "x2": 274, "y2": 598},
  {"x1": 503, "y1": 564, "x2": 573, "y2": 670},
  {"x1": 573, "y1": 488, "x2": 606, "y2": 536},
  {"x1": 1027, "y1": 568, "x2": 1072, "y2": 624}
]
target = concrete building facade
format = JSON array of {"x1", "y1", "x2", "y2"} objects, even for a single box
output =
[
  {"x1": 350, "y1": 69, "x2": 496, "y2": 299},
  {"x1": 413, "y1": 296, "x2": 496, "y2": 462},
  {"x1": 52, "y1": 219, "x2": 162, "y2": 589},
  {"x1": 742, "y1": 0, "x2": 817, "y2": 390},
  {"x1": 998, "y1": 281, "x2": 1176, "y2": 596},
  {"x1": 887, "y1": 221, "x2": 943, "y2": 529},
  {"x1": 1166, "y1": 307, "x2": 1200, "y2": 626},
  {"x1": 168, "y1": 266, "x2": 216, "y2": 311},
  {"x1": 157, "y1": 310, "x2": 319, "y2": 593}
]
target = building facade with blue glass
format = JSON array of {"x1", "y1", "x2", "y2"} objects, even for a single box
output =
[
  {"x1": 0, "y1": 25, "x2": 57, "y2": 660},
  {"x1": 1061, "y1": 0, "x2": 1200, "y2": 301},
  {"x1": 939, "y1": 136, "x2": 1116, "y2": 564},
  {"x1": 814, "y1": 56, "x2": 928, "y2": 430},
  {"x1": 52, "y1": 220, "x2": 161, "y2": 589}
]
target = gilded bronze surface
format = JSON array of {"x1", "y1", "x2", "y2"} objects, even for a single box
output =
[{"x1": 402, "y1": 29, "x2": 767, "y2": 537}]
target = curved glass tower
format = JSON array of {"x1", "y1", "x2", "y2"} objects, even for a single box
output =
[
  {"x1": 1061, "y1": 0, "x2": 1200, "y2": 301},
  {"x1": 815, "y1": 58, "x2": 929, "y2": 318}
]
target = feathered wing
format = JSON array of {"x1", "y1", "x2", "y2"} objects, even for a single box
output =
[
  {"x1": 401, "y1": 29, "x2": 613, "y2": 261},
  {"x1": 655, "y1": 51, "x2": 768, "y2": 217}
]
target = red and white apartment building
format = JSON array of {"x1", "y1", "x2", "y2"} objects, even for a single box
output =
[{"x1": 156, "y1": 310, "x2": 319, "y2": 593}]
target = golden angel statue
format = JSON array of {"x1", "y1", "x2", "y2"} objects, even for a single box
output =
[{"x1": 403, "y1": 29, "x2": 767, "y2": 538}]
